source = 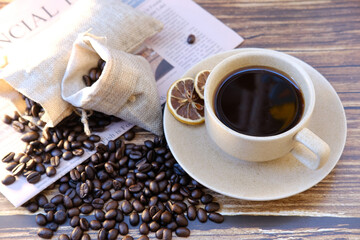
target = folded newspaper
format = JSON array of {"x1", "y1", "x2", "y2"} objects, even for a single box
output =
[{"x1": 0, "y1": 0, "x2": 243, "y2": 207}]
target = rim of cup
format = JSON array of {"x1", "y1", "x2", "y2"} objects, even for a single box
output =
[{"x1": 204, "y1": 50, "x2": 316, "y2": 141}]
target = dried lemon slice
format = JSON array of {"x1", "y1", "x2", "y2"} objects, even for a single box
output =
[
  {"x1": 167, "y1": 77, "x2": 205, "y2": 125},
  {"x1": 194, "y1": 70, "x2": 211, "y2": 99}
]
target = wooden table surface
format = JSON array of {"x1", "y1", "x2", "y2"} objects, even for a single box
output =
[{"x1": 1, "y1": 0, "x2": 360, "y2": 239}]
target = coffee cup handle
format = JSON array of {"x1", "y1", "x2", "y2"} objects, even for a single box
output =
[{"x1": 291, "y1": 128, "x2": 330, "y2": 170}]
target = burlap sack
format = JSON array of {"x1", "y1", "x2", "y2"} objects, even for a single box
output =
[
  {"x1": 0, "y1": 0, "x2": 163, "y2": 129},
  {"x1": 62, "y1": 33, "x2": 163, "y2": 136}
]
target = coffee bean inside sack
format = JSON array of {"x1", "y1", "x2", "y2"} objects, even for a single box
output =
[{"x1": 1, "y1": 59, "x2": 224, "y2": 239}]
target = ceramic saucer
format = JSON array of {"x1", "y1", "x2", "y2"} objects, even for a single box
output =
[{"x1": 163, "y1": 48, "x2": 347, "y2": 201}]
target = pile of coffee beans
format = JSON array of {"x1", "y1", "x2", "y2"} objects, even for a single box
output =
[
  {"x1": 83, "y1": 59, "x2": 106, "y2": 87},
  {"x1": 1, "y1": 57, "x2": 224, "y2": 239},
  {"x1": 1, "y1": 102, "x2": 120, "y2": 186},
  {"x1": 23, "y1": 131, "x2": 223, "y2": 239},
  {"x1": 1, "y1": 57, "x2": 113, "y2": 186}
]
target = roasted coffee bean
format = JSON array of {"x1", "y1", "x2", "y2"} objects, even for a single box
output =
[
  {"x1": 21, "y1": 131, "x2": 39, "y2": 142},
  {"x1": 170, "y1": 193, "x2": 183, "y2": 201},
  {"x1": 132, "y1": 199, "x2": 144, "y2": 212},
  {"x1": 103, "y1": 220, "x2": 116, "y2": 230},
  {"x1": 200, "y1": 194, "x2": 213, "y2": 204},
  {"x1": 71, "y1": 141, "x2": 82, "y2": 149},
  {"x1": 144, "y1": 140, "x2": 154, "y2": 149},
  {"x1": 208, "y1": 212, "x2": 224, "y2": 223},
  {"x1": 67, "y1": 208, "x2": 80, "y2": 218},
  {"x1": 161, "y1": 210, "x2": 172, "y2": 224},
  {"x1": 187, "y1": 205, "x2": 197, "y2": 221},
  {"x1": 90, "y1": 220, "x2": 102, "y2": 230},
  {"x1": 26, "y1": 202, "x2": 39, "y2": 212},
  {"x1": 191, "y1": 189, "x2": 203, "y2": 199},
  {"x1": 171, "y1": 203, "x2": 184, "y2": 215},
  {"x1": 92, "y1": 198, "x2": 105, "y2": 209},
  {"x1": 79, "y1": 204, "x2": 93, "y2": 214},
  {"x1": 56, "y1": 204, "x2": 66, "y2": 212},
  {"x1": 62, "y1": 151, "x2": 73, "y2": 160},
  {"x1": 118, "y1": 222, "x2": 129, "y2": 235},
  {"x1": 59, "y1": 183, "x2": 70, "y2": 194},
  {"x1": 46, "y1": 166, "x2": 56, "y2": 177},
  {"x1": 81, "y1": 233, "x2": 91, "y2": 240},
  {"x1": 129, "y1": 212, "x2": 140, "y2": 226},
  {"x1": 94, "y1": 209, "x2": 105, "y2": 221},
  {"x1": 72, "y1": 148, "x2": 84, "y2": 156},
  {"x1": 37, "y1": 227, "x2": 53, "y2": 239},
  {"x1": 44, "y1": 211, "x2": 54, "y2": 223},
  {"x1": 12, "y1": 162, "x2": 25, "y2": 176},
  {"x1": 25, "y1": 159, "x2": 36, "y2": 170},
  {"x1": 47, "y1": 222, "x2": 59, "y2": 231},
  {"x1": 63, "y1": 195, "x2": 73, "y2": 209},
  {"x1": 26, "y1": 171, "x2": 41, "y2": 184},
  {"x1": 129, "y1": 183, "x2": 143, "y2": 193},
  {"x1": 104, "y1": 200, "x2": 118, "y2": 211},
  {"x1": 141, "y1": 208, "x2": 151, "y2": 223},
  {"x1": 35, "y1": 163, "x2": 46, "y2": 174},
  {"x1": 176, "y1": 214, "x2": 188, "y2": 227},
  {"x1": 155, "y1": 228, "x2": 164, "y2": 239},
  {"x1": 59, "y1": 234, "x2": 70, "y2": 240},
  {"x1": 197, "y1": 208, "x2": 207, "y2": 223},
  {"x1": 83, "y1": 75, "x2": 92, "y2": 86},
  {"x1": 83, "y1": 140, "x2": 94, "y2": 150},
  {"x1": 163, "y1": 228, "x2": 172, "y2": 240},
  {"x1": 71, "y1": 226, "x2": 83, "y2": 240},
  {"x1": 89, "y1": 134, "x2": 101, "y2": 142},
  {"x1": 149, "y1": 180, "x2": 159, "y2": 194},
  {"x1": 72, "y1": 196, "x2": 83, "y2": 207},
  {"x1": 44, "y1": 143, "x2": 56, "y2": 153},
  {"x1": 105, "y1": 209, "x2": 117, "y2": 220},
  {"x1": 2, "y1": 174, "x2": 15, "y2": 185},
  {"x1": 84, "y1": 165, "x2": 95, "y2": 179},
  {"x1": 152, "y1": 209, "x2": 162, "y2": 222},
  {"x1": 65, "y1": 188, "x2": 76, "y2": 199},
  {"x1": 51, "y1": 194, "x2": 63, "y2": 205},
  {"x1": 187, "y1": 34, "x2": 196, "y2": 44},
  {"x1": 51, "y1": 148, "x2": 63, "y2": 157},
  {"x1": 176, "y1": 227, "x2": 190, "y2": 237},
  {"x1": 149, "y1": 221, "x2": 161, "y2": 232},
  {"x1": 36, "y1": 213, "x2": 47, "y2": 226},
  {"x1": 97, "y1": 229, "x2": 108, "y2": 240},
  {"x1": 88, "y1": 67, "x2": 97, "y2": 81},
  {"x1": 205, "y1": 202, "x2": 220, "y2": 213},
  {"x1": 42, "y1": 202, "x2": 56, "y2": 212},
  {"x1": 54, "y1": 210, "x2": 67, "y2": 224},
  {"x1": 79, "y1": 218, "x2": 90, "y2": 231},
  {"x1": 6, "y1": 162, "x2": 17, "y2": 171},
  {"x1": 12, "y1": 121, "x2": 25, "y2": 132},
  {"x1": 124, "y1": 130, "x2": 135, "y2": 140},
  {"x1": 108, "y1": 229, "x2": 119, "y2": 240},
  {"x1": 2, "y1": 114, "x2": 12, "y2": 124},
  {"x1": 70, "y1": 169, "x2": 81, "y2": 181},
  {"x1": 19, "y1": 154, "x2": 31, "y2": 163},
  {"x1": 121, "y1": 200, "x2": 133, "y2": 215},
  {"x1": 80, "y1": 182, "x2": 90, "y2": 198},
  {"x1": 111, "y1": 190, "x2": 124, "y2": 201},
  {"x1": 138, "y1": 222, "x2": 150, "y2": 235},
  {"x1": 35, "y1": 194, "x2": 48, "y2": 208},
  {"x1": 70, "y1": 216, "x2": 80, "y2": 227},
  {"x1": 2, "y1": 152, "x2": 15, "y2": 163}
]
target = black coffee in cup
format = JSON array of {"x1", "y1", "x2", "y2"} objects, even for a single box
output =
[{"x1": 214, "y1": 67, "x2": 304, "y2": 136}]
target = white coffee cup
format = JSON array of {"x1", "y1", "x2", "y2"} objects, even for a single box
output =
[{"x1": 204, "y1": 49, "x2": 330, "y2": 170}]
